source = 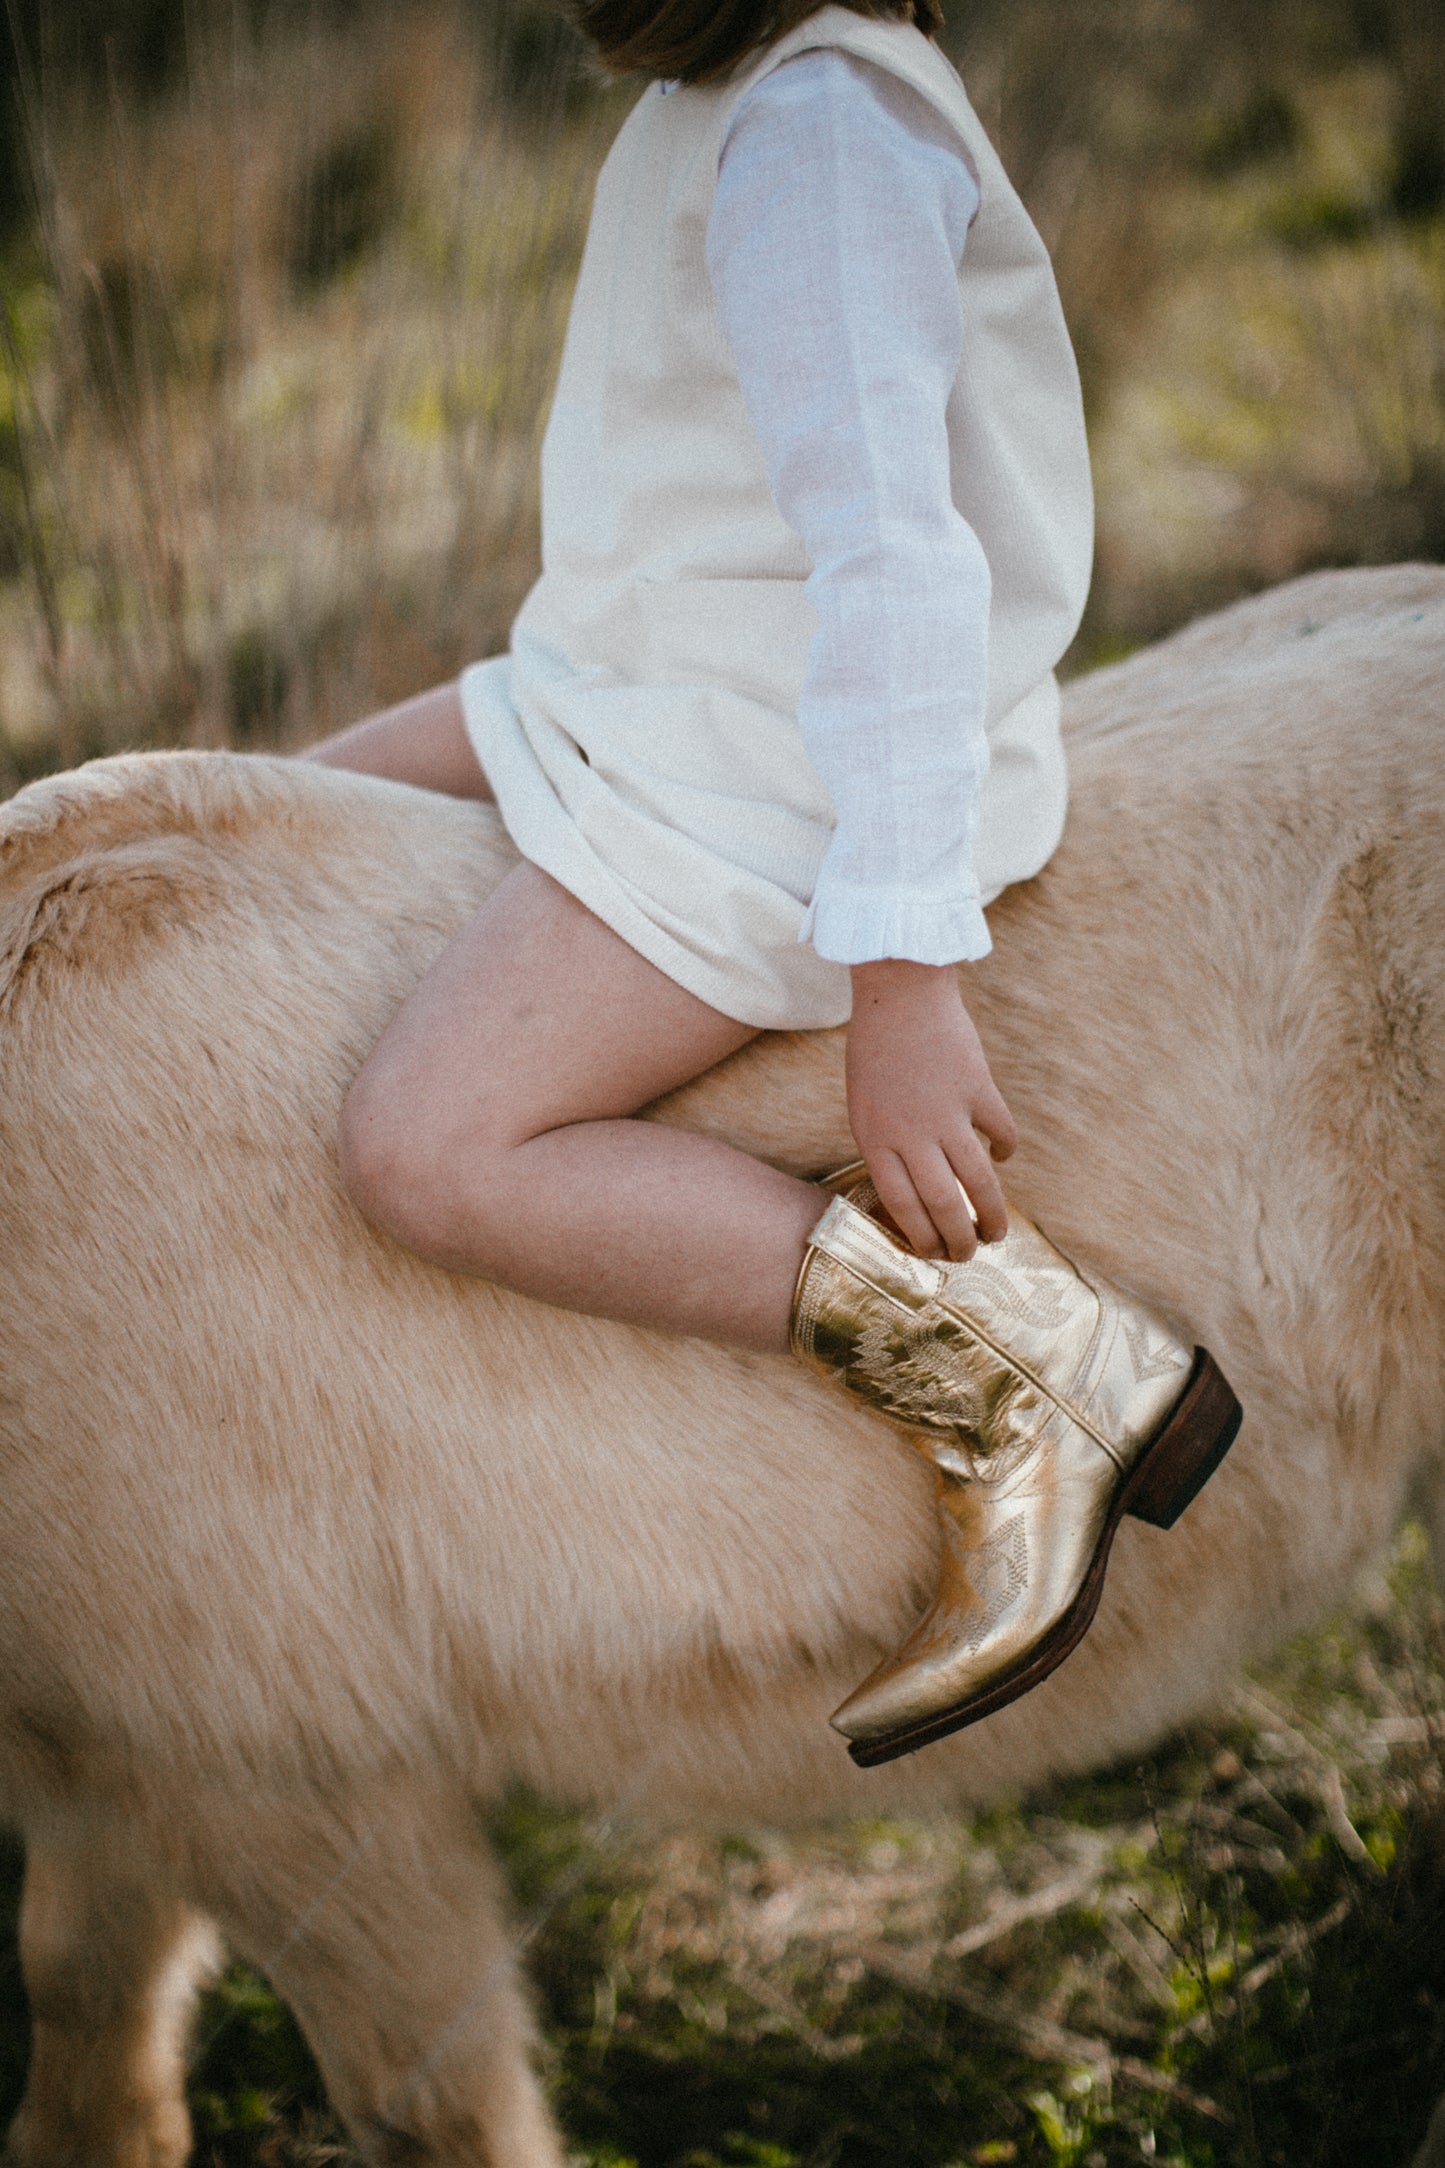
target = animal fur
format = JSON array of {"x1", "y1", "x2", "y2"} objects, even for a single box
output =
[{"x1": 1, "y1": 565, "x2": 1443, "y2": 2164}]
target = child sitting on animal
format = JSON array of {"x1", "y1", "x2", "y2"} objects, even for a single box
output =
[{"x1": 304, "y1": 0, "x2": 1240, "y2": 1764}]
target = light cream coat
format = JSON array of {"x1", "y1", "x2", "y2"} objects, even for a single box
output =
[{"x1": 2, "y1": 566, "x2": 1443, "y2": 2167}]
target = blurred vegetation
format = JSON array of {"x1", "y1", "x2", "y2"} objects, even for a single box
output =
[
  {"x1": 2, "y1": 2, "x2": 1444, "y2": 2160},
  {"x1": 0, "y1": 0, "x2": 1442, "y2": 783}
]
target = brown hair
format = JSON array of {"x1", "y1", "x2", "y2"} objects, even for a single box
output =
[{"x1": 560, "y1": 1, "x2": 944, "y2": 87}]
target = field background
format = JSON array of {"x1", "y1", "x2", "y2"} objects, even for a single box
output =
[{"x1": 2, "y1": 1, "x2": 1445, "y2": 2162}]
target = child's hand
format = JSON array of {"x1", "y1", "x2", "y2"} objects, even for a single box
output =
[{"x1": 846, "y1": 960, "x2": 1016, "y2": 1262}]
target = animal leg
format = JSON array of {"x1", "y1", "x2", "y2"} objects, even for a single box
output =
[
  {"x1": 5, "y1": 1820, "x2": 219, "y2": 2168},
  {"x1": 198, "y1": 1785, "x2": 567, "y2": 2168}
]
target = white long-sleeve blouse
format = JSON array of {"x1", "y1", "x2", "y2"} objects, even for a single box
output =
[{"x1": 707, "y1": 47, "x2": 993, "y2": 967}]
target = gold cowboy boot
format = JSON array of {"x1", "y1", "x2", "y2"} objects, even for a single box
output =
[{"x1": 791, "y1": 1165, "x2": 1242, "y2": 1766}]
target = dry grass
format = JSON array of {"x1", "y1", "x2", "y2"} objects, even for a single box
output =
[
  {"x1": 0, "y1": 1, "x2": 623, "y2": 775},
  {"x1": 1, "y1": 0, "x2": 1443, "y2": 776}
]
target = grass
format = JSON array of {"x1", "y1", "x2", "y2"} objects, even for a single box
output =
[
  {"x1": 5, "y1": 1529, "x2": 1442, "y2": 2166},
  {"x1": 1, "y1": 0, "x2": 1443, "y2": 775},
  {"x1": 0, "y1": 0, "x2": 624, "y2": 779}
]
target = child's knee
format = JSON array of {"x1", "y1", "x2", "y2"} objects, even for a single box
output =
[
  {"x1": 338, "y1": 1059, "x2": 492, "y2": 1259},
  {"x1": 338, "y1": 1065, "x2": 419, "y2": 1243}
]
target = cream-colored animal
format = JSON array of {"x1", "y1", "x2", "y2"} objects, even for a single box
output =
[{"x1": 1, "y1": 565, "x2": 1443, "y2": 2168}]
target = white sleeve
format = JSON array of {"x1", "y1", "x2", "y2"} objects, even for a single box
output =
[{"x1": 707, "y1": 48, "x2": 991, "y2": 967}]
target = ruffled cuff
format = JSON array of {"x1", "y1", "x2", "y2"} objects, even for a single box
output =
[{"x1": 801, "y1": 878, "x2": 992, "y2": 966}]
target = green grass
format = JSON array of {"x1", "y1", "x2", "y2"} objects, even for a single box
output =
[{"x1": 5, "y1": 1531, "x2": 1445, "y2": 2167}]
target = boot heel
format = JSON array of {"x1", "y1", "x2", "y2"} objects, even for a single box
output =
[{"x1": 1125, "y1": 1351, "x2": 1242, "y2": 1530}]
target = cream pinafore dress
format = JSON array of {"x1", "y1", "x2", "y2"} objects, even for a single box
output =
[{"x1": 459, "y1": 6, "x2": 1094, "y2": 1030}]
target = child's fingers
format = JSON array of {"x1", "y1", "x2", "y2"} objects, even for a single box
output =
[
  {"x1": 946, "y1": 1130, "x2": 1009, "y2": 1248},
  {"x1": 911, "y1": 1147, "x2": 981, "y2": 1262},
  {"x1": 867, "y1": 1149, "x2": 949, "y2": 1261},
  {"x1": 973, "y1": 1079, "x2": 1017, "y2": 1162}
]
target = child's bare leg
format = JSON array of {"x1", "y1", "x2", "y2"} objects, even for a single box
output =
[
  {"x1": 303, "y1": 681, "x2": 490, "y2": 801},
  {"x1": 338, "y1": 861, "x2": 827, "y2": 1353}
]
